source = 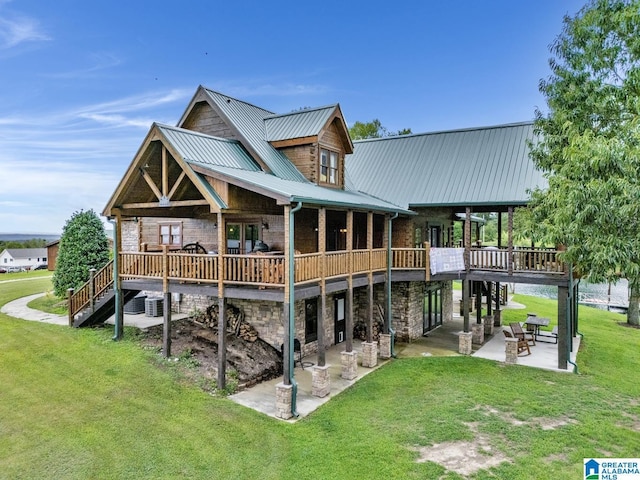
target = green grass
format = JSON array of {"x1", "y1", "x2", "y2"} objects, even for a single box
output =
[
  {"x1": 27, "y1": 290, "x2": 68, "y2": 314},
  {"x1": 1, "y1": 279, "x2": 639, "y2": 479}
]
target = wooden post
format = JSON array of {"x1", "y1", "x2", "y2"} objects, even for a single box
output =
[
  {"x1": 346, "y1": 210, "x2": 354, "y2": 352},
  {"x1": 318, "y1": 208, "x2": 326, "y2": 367},
  {"x1": 366, "y1": 212, "x2": 374, "y2": 344},
  {"x1": 162, "y1": 245, "x2": 171, "y2": 358},
  {"x1": 217, "y1": 211, "x2": 226, "y2": 389},
  {"x1": 463, "y1": 279, "x2": 470, "y2": 332},
  {"x1": 162, "y1": 291, "x2": 172, "y2": 358},
  {"x1": 464, "y1": 208, "x2": 471, "y2": 273},
  {"x1": 476, "y1": 281, "x2": 482, "y2": 324},
  {"x1": 67, "y1": 288, "x2": 74, "y2": 327},
  {"x1": 507, "y1": 206, "x2": 514, "y2": 275},
  {"x1": 89, "y1": 268, "x2": 96, "y2": 314},
  {"x1": 424, "y1": 241, "x2": 431, "y2": 281},
  {"x1": 283, "y1": 205, "x2": 292, "y2": 384},
  {"x1": 557, "y1": 285, "x2": 569, "y2": 370}
]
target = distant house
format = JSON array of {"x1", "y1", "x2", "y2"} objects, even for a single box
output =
[
  {"x1": 46, "y1": 240, "x2": 60, "y2": 271},
  {"x1": 0, "y1": 248, "x2": 47, "y2": 271}
]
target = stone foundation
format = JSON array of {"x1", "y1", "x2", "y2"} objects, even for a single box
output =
[
  {"x1": 379, "y1": 333, "x2": 392, "y2": 359},
  {"x1": 472, "y1": 321, "x2": 485, "y2": 345},
  {"x1": 361, "y1": 341, "x2": 378, "y2": 368},
  {"x1": 312, "y1": 365, "x2": 330, "y2": 398},
  {"x1": 458, "y1": 332, "x2": 472, "y2": 355},
  {"x1": 341, "y1": 351, "x2": 358, "y2": 380},
  {"x1": 505, "y1": 337, "x2": 518, "y2": 364},
  {"x1": 275, "y1": 382, "x2": 293, "y2": 420}
]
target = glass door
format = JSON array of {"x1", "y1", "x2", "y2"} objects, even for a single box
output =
[{"x1": 423, "y1": 287, "x2": 443, "y2": 334}]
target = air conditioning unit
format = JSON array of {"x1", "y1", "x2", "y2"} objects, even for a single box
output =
[
  {"x1": 145, "y1": 297, "x2": 163, "y2": 317},
  {"x1": 124, "y1": 294, "x2": 146, "y2": 314}
]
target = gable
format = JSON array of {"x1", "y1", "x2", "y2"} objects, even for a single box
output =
[{"x1": 103, "y1": 124, "x2": 234, "y2": 219}]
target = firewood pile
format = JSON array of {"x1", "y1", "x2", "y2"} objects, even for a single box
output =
[
  {"x1": 353, "y1": 319, "x2": 384, "y2": 341},
  {"x1": 192, "y1": 303, "x2": 260, "y2": 342}
]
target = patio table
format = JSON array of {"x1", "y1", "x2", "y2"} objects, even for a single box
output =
[{"x1": 524, "y1": 316, "x2": 551, "y2": 342}]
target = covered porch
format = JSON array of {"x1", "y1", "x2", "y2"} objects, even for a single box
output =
[{"x1": 229, "y1": 308, "x2": 580, "y2": 421}]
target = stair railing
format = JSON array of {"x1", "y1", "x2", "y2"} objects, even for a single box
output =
[{"x1": 67, "y1": 260, "x2": 114, "y2": 326}]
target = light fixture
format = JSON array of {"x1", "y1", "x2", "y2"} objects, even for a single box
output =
[{"x1": 262, "y1": 222, "x2": 269, "y2": 230}]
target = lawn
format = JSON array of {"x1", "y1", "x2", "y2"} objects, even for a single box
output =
[{"x1": 1, "y1": 278, "x2": 639, "y2": 479}]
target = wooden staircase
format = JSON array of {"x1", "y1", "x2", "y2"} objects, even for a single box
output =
[{"x1": 68, "y1": 260, "x2": 139, "y2": 328}]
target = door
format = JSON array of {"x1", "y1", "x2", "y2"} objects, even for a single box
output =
[
  {"x1": 227, "y1": 223, "x2": 259, "y2": 254},
  {"x1": 305, "y1": 298, "x2": 318, "y2": 343},
  {"x1": 423, "y1": 287, "x2": 443, "y2": 334},
  {"x1": 429, "y1": 225, "x2": 442, "y2": 247},
  {"x1": 334, "y1": 295, "x2": 346, "y2": 344}
]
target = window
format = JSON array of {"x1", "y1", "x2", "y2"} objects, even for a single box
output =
[
  {"x1": 159, "y1": 222, "x2": 182, "y2": 246},
  {"x1": 320, "y1": 148, "x2": 338, "y2": 185}
]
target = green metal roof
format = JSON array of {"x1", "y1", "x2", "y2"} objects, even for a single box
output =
[
  {"x1": 157, "y1": 122, "x2": 409, "y2": 214},
  {"x1": 264, "y1": 105, "x2": 338, "y2": 142},
  {"x1": 202, "y1": 88, "x2": 308, "y2": 182},
  {"x1": 157, "y1": 124, "x2": 261, "y2": 172},
  {"x1": 346, "y1": 122, "x2": 546, "y2": 210},
  {"x1": 186, "y1": 163, "x2": 410, "y2": 214}
]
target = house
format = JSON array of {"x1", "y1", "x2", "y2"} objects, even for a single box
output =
[
  {"x1": 73, "y1": 85, "x2": 577, "y2": 419},
  {"x1": 46, "y1": 240, "x2": 60, "y2": 271},
  {"x1": 0, "y1": 248, "x2": 47, "y2": 271}
]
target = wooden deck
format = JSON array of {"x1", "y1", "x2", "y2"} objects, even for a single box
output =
[{"x1": 69, "y1": 247, "x2": 567, "y2": 321}]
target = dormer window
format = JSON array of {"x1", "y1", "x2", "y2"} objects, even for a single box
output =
[{"x1": 320, "y1": 148, "x2": 339, "y2": 185}]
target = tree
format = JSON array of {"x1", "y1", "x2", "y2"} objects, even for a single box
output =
[
  {"x1": 349, "y1": 119, "x2": 412, "y2": 140},
  {"x1": 528, "y1": 0, "x2": 640, "y2": 325},
  {"x1": 53, "y1": 210, "x2": 110, "y2": 298}
]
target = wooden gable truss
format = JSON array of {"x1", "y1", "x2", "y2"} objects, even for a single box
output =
[{"x1": 103, "y1": 125, "x2": 226, "y2": 220}]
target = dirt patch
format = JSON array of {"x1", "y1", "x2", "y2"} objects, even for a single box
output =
[
  {"x1": 140, "y1": 317, "x2": 283, "y2": 390},
  {"x1": 412, "y1": 406, "x2": 580, "y2": 476},
  {"x1": 411, "y1": 422, "x2": 510, "y2": 476}
]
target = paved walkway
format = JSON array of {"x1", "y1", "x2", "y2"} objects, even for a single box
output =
[
  {"x1": 1, "y1": 293, "x2": 68, "y2": 325},
  {"x1": 0, "y1": 293, "x2": 172, "y2": 329}
]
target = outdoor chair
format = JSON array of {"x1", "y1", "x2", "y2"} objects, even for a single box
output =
[
  {"x1": 510, "y1": 322, "x2": 535, "y2": 346},
  {"x1": 503, "y1": 329, "x2": 531, "y2": 356}
]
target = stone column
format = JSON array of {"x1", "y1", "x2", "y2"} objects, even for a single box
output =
[
  {"x1": 361, "y1": 341, "x2": 378, "y2": 368},
  {"x1": 275, "y1": 382, "x2": 293, "y2": 420},
  {"x1": 458, "y1": 331, "x2": 472, "y2": 355},
  {"x1": 483, "y1": 315, "x2": 494, "y2": 336},
  {"x1": 341, "y1": 350, "x2": 358, "y2": 380},
  {"x1": 379, "y1": 333, "x2": 392, "y2": 359},
  {"x1": 472, "y1": 320, "x2": 485, "y2": 345},
  {"x1": 312, "y1": 365, "x2": 330, "y2": 398},
  {"x1": 505, "y1": 337, "x2": 518, "y2": 364}
]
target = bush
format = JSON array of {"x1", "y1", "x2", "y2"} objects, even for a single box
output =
[{"x1": 52, "y1": 210, "x2": 110, "y2": 298}]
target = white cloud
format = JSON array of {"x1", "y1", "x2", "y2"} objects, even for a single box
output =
[{"x1": 0, "y1": 14, "x2": 49, "y2": 49}]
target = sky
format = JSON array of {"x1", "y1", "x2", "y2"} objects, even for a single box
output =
[{"x1": 0, "y1": 0, "x2": 587, "y2": 235}]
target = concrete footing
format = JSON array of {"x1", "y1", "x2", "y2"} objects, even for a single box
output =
[
  {"x1": 341, "y1": 351, "x2": 358, "y2": 380},
  {"x1": 361, "y1": 341, "x2": 378, "y2": 368},
  {"x1": 458, "y1": 331, "x2": 473, "y2": 355},
  {"x1": 505, "y1": 337, "x2": 518, "y2": 364},
  {"x1": 312, "y1": 365, "x2": 331, "y2": 398},
  {"x1": 472, "y1": 321, "x2": 485, "y2": 345},
  {"x1": 379, "y1": 334, "x2": 392, "y2": 359},
  {"x1": 275, "y1": 382, "x2": 293, "y2": 420}
]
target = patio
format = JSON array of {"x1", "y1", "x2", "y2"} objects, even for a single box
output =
[{"x1": 230, "y1": 296, "x2": 580, "y2": 421}]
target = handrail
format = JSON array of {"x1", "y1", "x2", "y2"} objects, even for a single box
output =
[{"x1": 68, "y1": 260, "x2": 114, "y2": 319}]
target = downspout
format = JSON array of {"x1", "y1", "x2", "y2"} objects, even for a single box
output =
[
  {"x1": 108, "y1": 218, "x2": 123, "y2": 341},
  {"x1": 387, "y1": 212, "x2": 399, "y2": 357},
  {"x1": 288, "y1": 201, "x2": 303, "y2": 417}
]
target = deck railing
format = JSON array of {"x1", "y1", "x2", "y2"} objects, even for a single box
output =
[
  {"x1": 470, "y1": 247, "x2": 565, "y2": 274},
  {"x1": 69, "y1": 246, "x2": 566, "y2": 322}
]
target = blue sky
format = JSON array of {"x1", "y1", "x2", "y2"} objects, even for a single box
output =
[{"x1": 0, "y1": 0, "x2": 586, "y2": 235}]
